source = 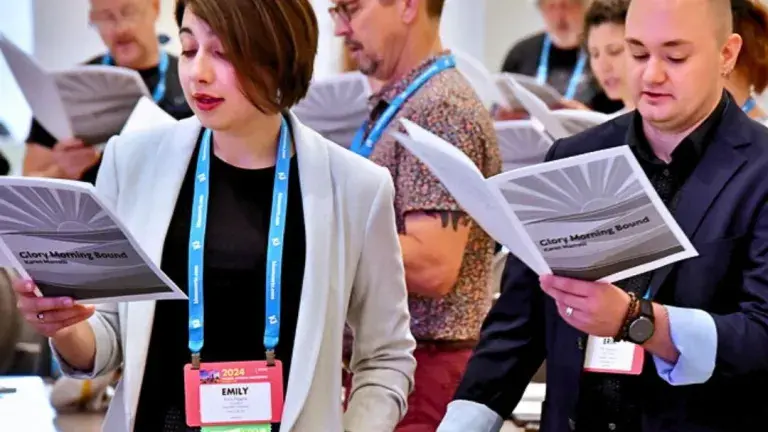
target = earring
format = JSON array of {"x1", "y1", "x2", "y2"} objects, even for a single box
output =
[{"x1": 276, "y1": 89, "x2": 283, "y2": 103}]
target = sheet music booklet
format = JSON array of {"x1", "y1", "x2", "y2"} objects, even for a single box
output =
[
  {"x1": 391, "y1": 119, "x2": 698, "y2": 283},
  {"x1": 0, "y1": 33, "x2": 151, "y2": 147}
]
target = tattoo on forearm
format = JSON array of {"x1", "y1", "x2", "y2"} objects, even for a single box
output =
[{"x1": 425, "y1": 211, "x2": 470, "y2": 231}]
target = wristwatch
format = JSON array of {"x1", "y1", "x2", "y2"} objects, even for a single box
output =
[{"x1": 627, "y1": 299, "x2": 655, "y2": 344}]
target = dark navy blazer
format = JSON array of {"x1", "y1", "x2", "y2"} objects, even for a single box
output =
[{"x1": 453, "y1": 100, "x2": 768, "y2": 431}]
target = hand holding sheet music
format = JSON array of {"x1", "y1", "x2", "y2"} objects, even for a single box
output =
[
  {"x1": 392, "y1": 119, "x2": 698, "y2": 283},
  {"x1": 0, "y1": 177, "x2": 185, "y2": 303},
  {"x1": 0, "y1": 33, "x2": 150, "y2": 146}
]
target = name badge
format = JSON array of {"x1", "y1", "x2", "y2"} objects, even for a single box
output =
[
  {"x1": 583, "y1": 335, "x2": 644, "y2": 375},
  {"x1": 183, "y1": 360, "x2": 284, "y2": 429}
]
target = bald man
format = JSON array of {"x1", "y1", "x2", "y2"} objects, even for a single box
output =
[
  {"x1": 23, "y1": 0, "x2": 192, "y2": 184},
  {"x1": 439, "y1": 0, "x2": 768, "y2": 430}
]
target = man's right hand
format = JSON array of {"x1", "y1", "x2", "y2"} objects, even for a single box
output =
[
  {"x1": 13, "y1": 278, "x2": 95, "y2": 338},
  {"x1": 51, "y1": 138, "x2": 100, "y2": 180}
]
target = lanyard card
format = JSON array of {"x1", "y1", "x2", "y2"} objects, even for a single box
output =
[
  {"x1": 184, "y1": 360, "x2": 284, "y2": 428},
  {"x1": 583, "y1": 336, "x2": 644, "y2": 375}
]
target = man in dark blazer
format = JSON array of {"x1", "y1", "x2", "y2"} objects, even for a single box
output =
[{"x1": 438, "y1": 0, "x2": 768, "y2": 431}]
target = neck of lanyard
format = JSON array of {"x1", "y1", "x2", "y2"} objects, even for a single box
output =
[
  {"x1": 742, "y1": 96, "x2": 757, "y2": 114},
  {"x1": 102, "y1": 50, "x2": 169, "y2": 103},
  {"x1": 188, "y1": 117, "x2": 292, "y2": 369},
  {"x1": 536, "y1": 35, "x2": 587, "y2": 100},
  {"x1": 349, "y1": 54, "x2": 456, "y2": 158}
]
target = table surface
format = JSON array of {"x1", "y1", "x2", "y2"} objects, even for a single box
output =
[{"x1": 55, "y1": 412, "x2": 104, "y2": 432}]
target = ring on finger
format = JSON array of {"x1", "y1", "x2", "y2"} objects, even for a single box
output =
[
  {"x1": 37, "y1": 312, "x2": 44, "y2": 322},
  {"x1": 565, "y1": 306, "x2": 574, "y2": 317}
]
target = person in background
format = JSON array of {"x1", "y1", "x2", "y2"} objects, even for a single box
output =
[
  {"x1": 330, "y1": 0, "x2": 501, "y2": 430},
  {"x1": 501, "y1": 0, "x2": 622, "y2": 114},
  {"x1": 23, "y1": 0, "x2": 193, "y2": 183},
  {"x1": 560, "y1": 0, "x2": 634, "y2": 115},
  {"x1": 13, "y1": 0, "x2": 416, "y2": 430},
  {"x1": 725, "y1": 0, "x2": 768, "y2": 123},
  {"x1": 440, "y1": 0, "x2": 768, "y2": 430}
]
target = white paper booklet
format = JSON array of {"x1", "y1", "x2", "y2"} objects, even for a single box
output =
[
  {"x1": 0, "y1": 177, "x2": 185, "y2": 303},
  {"x1": 512, "y1": 383, "x2": 546, "y2": 424},
  {"x1": 504, "y1": 75, "x2": 572, "y2": 141},
  {"x1": 391, "y1": 119, "x2": 698, "y2": 283},
  {"x1": 495, "y1": 72, "x2": 563, "y2": 110},
  {"x1": 452, "y1": 49, "x2": 507, "y2": 110},
  {"x1": 291, "y1": 71, "x2": 372, "y2": 148},
  {"x1": 495, "y1": 120, "x2": 553, "y2": 172},
  {"x1": 0, "y1": 33, "x2": 150, "y2": 146},
  {"x1": 551, "y1": 109, "x2": 612, "y2": 135}
]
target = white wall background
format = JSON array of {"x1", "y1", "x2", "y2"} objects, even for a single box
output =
[
  {"x1": 3, "y1": 0, "x2": 764, "y2": 146},
  {"x1": 0, "y1": 0, "x2": 34, "y2": 142},
  {"x1": 5, "y1": 0, "x2": 543, "y2": 87}
]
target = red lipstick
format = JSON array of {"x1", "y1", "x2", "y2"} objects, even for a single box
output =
[{"x1": 192, "y1": 93, "x2": 224, "y2": 112}]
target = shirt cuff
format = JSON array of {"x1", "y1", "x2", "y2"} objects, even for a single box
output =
[
  {"x1": 652, "y1": 305, "x2": 717, "y2": 385},
  {"x1": 437, "y1": 400, "x2": 505, "y2": 432}
]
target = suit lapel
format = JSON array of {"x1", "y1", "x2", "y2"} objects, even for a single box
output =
[
  {"x1": 647, "y1": 107, "x2": 749, "y2": 298},
  {"x1": 280, "y1": 113, "x2": 334, "y2": 431},
  {"x1": 125, "y1": 117, "x2": 201, "y2": 424}
]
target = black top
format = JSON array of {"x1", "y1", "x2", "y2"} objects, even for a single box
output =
[
  {"x1": 501, "y1": 32, "x2": 623, "y2": 114},
  {"x1": 574, "y1": 94, "x2": 728, "y2": 432},
  {"x1": 25, "y1": 53, "x2": 193, "y2": 184},
  {"x1": 133, "y1": 131, "x2": 306, "y2": 432}
]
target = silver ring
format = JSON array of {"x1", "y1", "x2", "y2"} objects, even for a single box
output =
[
  {"x1": 36, "y1": 312, "x2": 44, "y2": 322},
  {"x1": 565, "y1": 306, "x2": 574, "y2": 317}
]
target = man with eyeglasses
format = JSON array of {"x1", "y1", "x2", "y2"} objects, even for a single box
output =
[
  {"x1": 23, "y1": 0, "x2": 192, "y2": 184},
  {"x1": 330, "y1": 1, "x2": 501, "y2": 431}
]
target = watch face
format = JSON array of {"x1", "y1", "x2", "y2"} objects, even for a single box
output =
[{"x1": 629, "y1": 317, "x2": 654, "y2": 343}]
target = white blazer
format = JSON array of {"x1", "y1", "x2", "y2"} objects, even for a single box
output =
[{"x1": 52, "y1": 113, "x2": 417, "y2": 432}]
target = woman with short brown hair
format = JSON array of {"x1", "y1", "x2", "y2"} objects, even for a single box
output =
[
  {"x1": 13, "y1": 1, "x2": 416, "y2": 431},
  {"x1": 726, "y1": 0, "x2": 768, "y2": 123}
]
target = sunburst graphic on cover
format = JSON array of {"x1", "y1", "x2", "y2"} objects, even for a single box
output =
[
  {"x1": 497, "y1": 153, "x2": 645, "y2": 225},
  {"x1": 495, "y1": 153, "x2": 683, "y2": 281},
  {"x1": 0, "y1": 184, "x2": 169, "y2": 299},
  {"x1": 0, "y1": 185, "x2": 117, "y2": 239}
]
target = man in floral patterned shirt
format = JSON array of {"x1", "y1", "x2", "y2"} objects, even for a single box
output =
[{"x1": 330, "y1": 0, "x2": 501, "y2": 430}]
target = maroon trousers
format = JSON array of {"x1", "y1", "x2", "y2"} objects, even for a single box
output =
[{"x1": 344, "y1": 342, "x2": 474, "y2": 431}]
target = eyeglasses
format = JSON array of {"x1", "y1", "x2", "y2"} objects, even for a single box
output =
[
  {"x1": 328, "y1": 2, "x2": 354, "y2": 24},
  {"x1": 89, "y1": 4, "x2": 145, "y2": 30}
]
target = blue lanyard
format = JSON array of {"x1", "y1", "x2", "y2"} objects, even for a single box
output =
[
  {"x1": 188, "y1": 117, "x2": 292, "y2": 368},
  {"x1": 349, "y1": 54, "x2": 456, "y2": 158},
  {"x1": 536, "y1": 35, "x2": 587, "y2": 100},
  {"x1": 101, "y1": 50, "x2": 169, "y2": 103},
  {"x1": 742, "y1": 96, "x2": 757, "y2": 114}
]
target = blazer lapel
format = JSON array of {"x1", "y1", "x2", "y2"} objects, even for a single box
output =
[
  {"x1": 280, "y1": 113, "x2": 334, "y2": 431},
  {"x1": 647, "y1": 107, "x2": 749, "y2": 298},
  {"x1": 124, "y1": 117, "x2": 201, "y2": 424}
]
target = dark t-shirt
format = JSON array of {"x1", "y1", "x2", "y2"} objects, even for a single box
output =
[
  {"x1": 25, "y1": 53, "x2": 193, "y2": 184},
  {"x1": 501, "y1": 32, "x2": 623, "y2": 114},
  {"x1": 133, "y1": 131, "x2": 306, "y2": 432}
]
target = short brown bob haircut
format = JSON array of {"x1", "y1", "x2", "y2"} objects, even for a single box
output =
[
  {"x1": 175, "y1": 0, "x2": 318, "y2": 114},
  {"x1": 732, "y1": 0, "x2": 768, "y2": 93}
]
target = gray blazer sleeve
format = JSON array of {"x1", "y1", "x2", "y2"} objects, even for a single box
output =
[{"x1": 343, "y1": 172, "x2": 417, "y2": 431}]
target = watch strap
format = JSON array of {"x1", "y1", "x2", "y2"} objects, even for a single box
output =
[
  {"x1": 615, "y1": 292, "x2": 640, "y2": 342},
  {"x1": 638, "y1": 297, "x2": 654, "y2": 321}
]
